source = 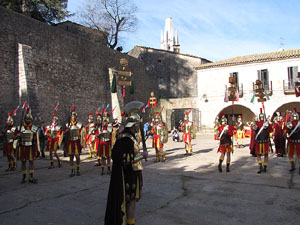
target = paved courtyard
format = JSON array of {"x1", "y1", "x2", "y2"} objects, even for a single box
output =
[{"x1": 0, "y1": 134, "x2": 300, "y2": 225}]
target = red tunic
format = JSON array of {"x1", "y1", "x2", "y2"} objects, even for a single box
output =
[
  {"x1": 99, "y1": 126, "x2": 112, "y2": 158},
  {"x1": 254, "y1": 121, "x2": 272, "y2": 155},
  {"x1": 152, "y1": 124, "x2": 165, "y2": 148},
  {"x1": 285, "y1": 120, "x2": 300, "y2": 156},
  {"x1": 3, "y1": 126, "x2": 17, "y2": 156},
  {"x1": 85, "y1": 123, "x2": 96, "y2": 145},
  {"x1": 45, "y1": 124, "x2": 61, "y2": 151},
  {"x1": 218, "y1": 125, "x2": 236, "y2": 153},
  {"x1": 18, "y1": 123, "x2": 36, "y2": 161},
  {"x1": 65, "y1": 121, "x2": 82, "y2": 156}
]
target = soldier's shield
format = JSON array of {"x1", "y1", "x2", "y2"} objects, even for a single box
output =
[
  {"x1": 58, "y1": 132, "x2": 64, "y2": 147},
  {"x1": 36, "y1": 132, "x2": 41, "y2": 154},
  {"x1": 159, "y1": 126, "x2": 168, "y2": 143},
  {"x1": 81, "y1": 128, "x2": 86, "y2": 148}
]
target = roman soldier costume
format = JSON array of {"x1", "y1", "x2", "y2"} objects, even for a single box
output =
[
  {"x1": 94, "y1": 113, "x2": 102, "y2": 166},
  {"x1": 214, "y1": 116, "x2": 220, "y2": 140},
  {"x1": 45, "y1": 112, "x2": 62, "y2": 169},
  {"x1": 152, "y1": 111, "x2": 168, "y2": 162},
  {"x1": 217, "y1": 113, "x2": 236, "y2": 172},
  {"x1": 273, "y1": 112, "x2": 286, "y2": 157},
  {"x1": 65, "y1": 107, "x2": 83, "y2": 177},
  {"x1": 84, "y1": 112, "x2": 96, "y2": 158},
  {"x1": 181, "y1": 110, "x2": 195, "y2": 155},
  {"x1": 249, "y1": 114, "x2": 258, "y2": 157},
  {"x1": 105, "y1": 101, "x2": 147, "y2": 225},
  {"x1": 235, "y1": 115, "x2": 245, "y2": 148},
  {"x1": 18, "y1": 107, "x2": 39, "y2": 183},
  {"x1": 2, "y1": 113, "x2": 17, "y2": 171},
  {"x1": 96, "y1": 111, "x2": 113, "y2": 175},
  {"x1": 284, "y1": 108, "x2": 300, "y2": 174},
  {"x1": 252, "y1": 108, "x2": 272, "y2": 173}
]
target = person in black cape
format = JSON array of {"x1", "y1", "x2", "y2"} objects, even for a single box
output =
[{"x1": 105, "y1": 101, "x2": 148, "y2": 225}]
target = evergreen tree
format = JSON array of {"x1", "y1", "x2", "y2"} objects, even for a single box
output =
[{"x1": 0, "y1": 0, "x2": 71, "y2": 24}]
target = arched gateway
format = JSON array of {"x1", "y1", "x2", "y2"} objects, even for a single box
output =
[{"x1": 217, "y1": 104, "x2": 255, "y2": 125}]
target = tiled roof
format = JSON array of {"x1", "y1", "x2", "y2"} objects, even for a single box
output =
[
  {"x1": 194, "y1": 48, "x2": 300, "y2": 70},
  {"x1": 134, "y1": 46, "x2": 212, "y2": 62}
]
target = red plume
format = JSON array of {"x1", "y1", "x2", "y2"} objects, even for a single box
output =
[
  {"x1": 71, "y1": 106, "x2": 76, "y2": 111},
  {"x1": 260, "y1": 108, "x2": 262, "y2": 113},
  {"x1": 8, "y1": 112, "x2": 12, "y2": 117},
  {"x1": 53, "y1": 112, "x2": 56, "y2": 116},
  {"x1": 219, "y1": 112, "x2": 225, "y2": 117},
  {"x1": 88, "y1": 112, "x2": 92, "y2": 116},
  {"x1": 294, "y1": 107, "x2": 297, "y2": 112},
  {"x1": 26, "y1": 107, "x2": 30, "y2": 113},
  {"x1": 121, "y1": 111, "x2": 126, "y2": 116},
  {"x1": 155, "y1": 112, "x2": 160, "y2": 115}
]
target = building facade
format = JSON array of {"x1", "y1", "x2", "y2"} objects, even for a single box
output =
[
  {"x1": 128, "y1": 46, "x2": 211, "y2": 130},
  {"x1": 196, "y1": 49, "x2": 300, "y2": 130}
]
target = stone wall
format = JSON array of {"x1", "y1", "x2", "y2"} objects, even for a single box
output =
[
  {"x1": 0, "y1": 6, "x2": 151, "y2": 127},
  {"x1": 128, "y1": 46, "x2": 211, "y2": 99}
]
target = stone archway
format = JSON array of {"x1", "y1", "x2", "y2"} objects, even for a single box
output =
[
  {"x1": 272, "y1": 101, "x2": 300, "y2": 120},
  {"x1": 217, "y1": 104, "x2": 255, "y2": 125}
]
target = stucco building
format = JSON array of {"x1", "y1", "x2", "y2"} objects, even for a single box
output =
[{"x1": 195, "y1": 49, "x2": 300, "y2": 130}]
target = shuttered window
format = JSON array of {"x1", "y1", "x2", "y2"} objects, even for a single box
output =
[{"x1": 257, "y1": 69, "x2": 269, "y2": 90}]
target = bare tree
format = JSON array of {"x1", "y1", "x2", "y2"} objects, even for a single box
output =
[{"x1": 77, "y1": 0, "x2": 138, "y2": 49}]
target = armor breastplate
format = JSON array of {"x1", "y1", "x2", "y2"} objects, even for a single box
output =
[
  {"x1": 289, "y1": 126, "x2": 300, "y2": 142},
  {"x1": 156, "y1": 125, "x2": 161, "y2": 135},
  {"x1": 101, "y1": 126, "x2": 112, "y2": 142},
  {"x1": 88, "y1": 123, "x2": 95, "y2": 134},
  {"x1": 184, "y1": 122, "x2": 191, "y2": 133},
  {"x1": 49, "y1": 125, "x2": 61, "y2": 139},
  {"x1": 120, "y1": 133, "x2": 143, "y2": 171},
  {"x1": 237, "y1": 123, "x2": 244, "y2": 131},
  {"x1": 20, "y1": 125, "x2": 37, "y2": 146},
  {"x1": 256, "y1": 129, "x2": 269, "y2": 142},
  {"x1": 68, "y1": 122, "x2": 82, "y2": 141},
  {"x1": 5, "y1": 127, "x2": 16, "y2": 143},
  {"x1": 220, "y1": 132, "x2": 231, "y2": 145}
]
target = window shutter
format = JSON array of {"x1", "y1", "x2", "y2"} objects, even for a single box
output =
[
  {"x1": 293, "y1": 66, "x2": 298, "y2": 84},
  {"x1": 257, "y1": 70, "x2": 261, "y2": 81},
  {"x1": 266, "y1": 70, "x2": 269, "y2": 84}
]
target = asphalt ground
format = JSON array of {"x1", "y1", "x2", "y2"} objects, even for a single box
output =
[{"x1": 0, "y1": 134, "x2": 299, "y2": 225}]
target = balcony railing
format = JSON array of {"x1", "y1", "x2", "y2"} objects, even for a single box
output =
[
  {"x1": 252, "y1": 81, "x2": 273, "y2": 96},
  {"x1": 283, "y1": 80, "x2": 295, "y2": 94}
]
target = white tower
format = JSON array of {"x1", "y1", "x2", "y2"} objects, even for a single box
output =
[{"x1": 161, "y1": 17, "x2": 180, "y2": 52}]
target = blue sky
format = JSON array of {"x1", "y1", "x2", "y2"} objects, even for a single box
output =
[{"x1": 68, "y1": 0, "x2": 300, "y2": 62}]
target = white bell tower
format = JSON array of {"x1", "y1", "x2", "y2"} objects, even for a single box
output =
[{"x1": 160, "y1": 17, "x2": 180, "y2": 53}]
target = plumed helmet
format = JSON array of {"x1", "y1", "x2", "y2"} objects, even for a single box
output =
[
  {"x1": 7, "y1": 112, "x2": 14, "y2": 123},
  {"x1": 154, "y1": 111, "x2": 161, "y2": 120},
  {"x1": 184, "y1": 111, "x2": 190, "y2": 120},
  {"x1": 220, "y1": 116, "x2": 227, "y2": 125},
  {"x1": 123, "y1": 101, "x2": 144, "y2": 128},
  {"x1": 88, "y1": 112, "x2": 94, "y2": 121},
  {"x1": 52, "y1": 111, "x2": 58, "y2": 121},
  {"x1": 259, "y1": 108, "x2": 264, "y2": 121},
  {"x1": 291, "y1": 107, "x2": 299, "y2": 121},
  {"x1": 103, "y1": 112, "x2": 110, "y2": 122},
  {"x1": 96, "y1": 113, "x2": 102, "y2": 122},
  {"x1": 24, "y1": 107, "x2": 32, "y2": 120},
  {"x1": 219, "y1": 112, "x2": 227, "y2": 125},
  {"x1": 238, "y1": 115, "x2": 242, "y2": 121},
  {"x1": 71, "y1": 106, "x2": 77, "y2": 117}
]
